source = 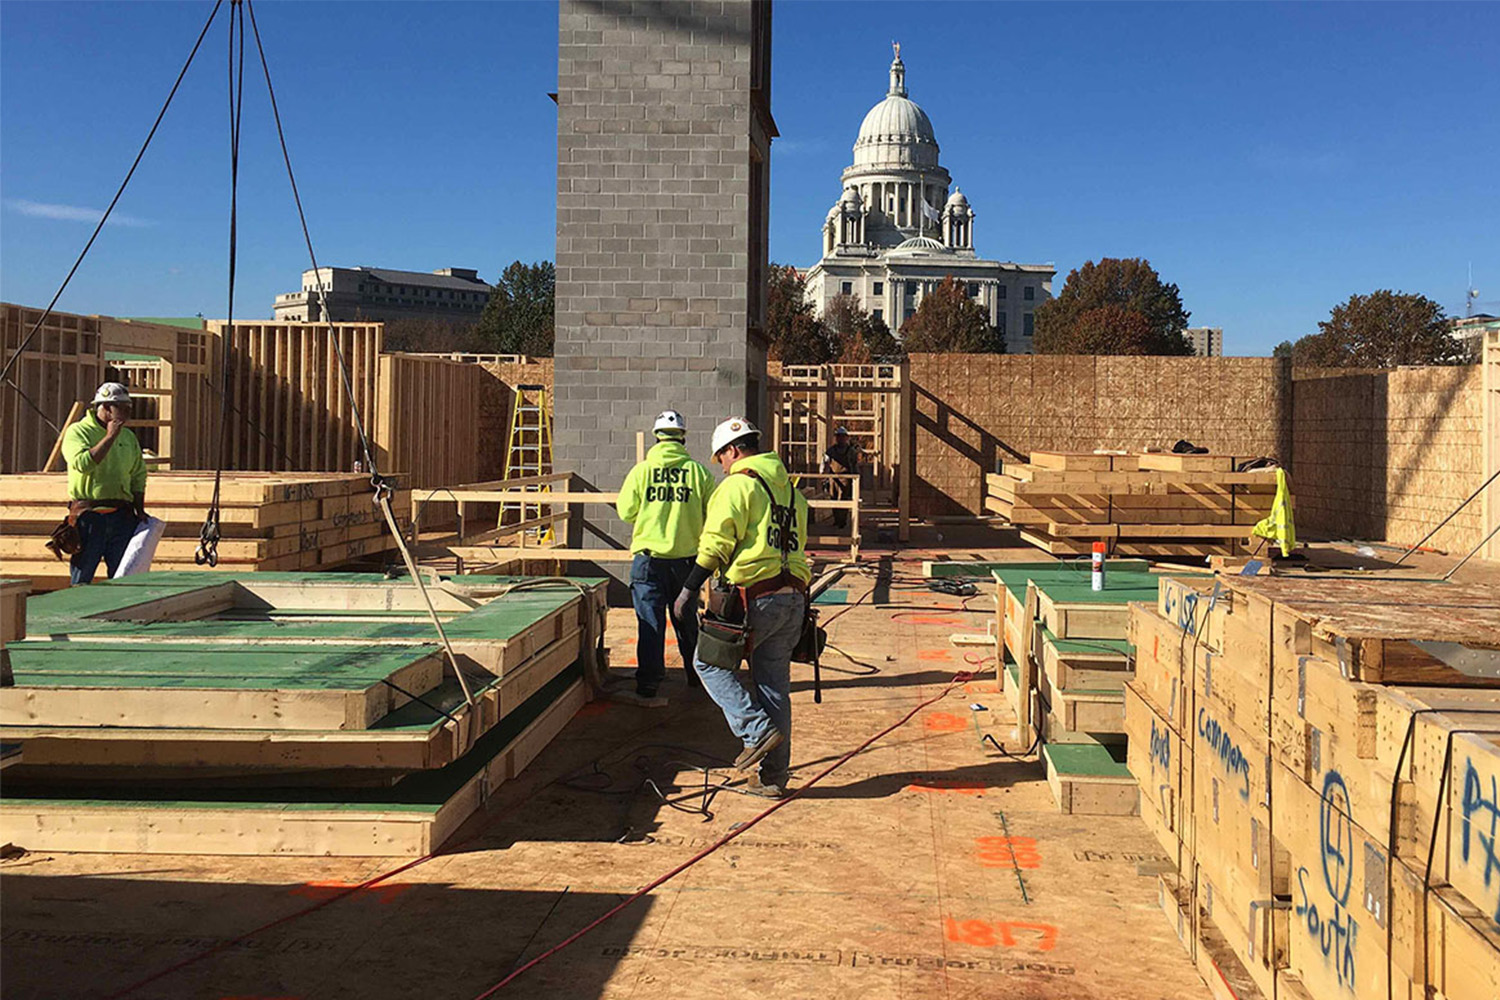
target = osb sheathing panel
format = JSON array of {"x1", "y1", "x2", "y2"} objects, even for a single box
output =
[
  {"x1": 908, "y1": 355, "x2": 1291, "y2": 517},
  {"x1": 1292, "y1": 365, "x2": 1484, "y2": 553}
]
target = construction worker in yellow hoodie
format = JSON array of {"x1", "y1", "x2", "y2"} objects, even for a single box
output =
[
  {"x1": 613, "y1": 410, "x2": 714, "y2": 707},
  {"x1": 673, "y1": 417, "x2": 810, "y2": 798}
]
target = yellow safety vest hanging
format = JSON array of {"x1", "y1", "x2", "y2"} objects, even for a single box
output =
[{"x1": 1252, "y1": 467, "x2": 1297, "y2": 558}]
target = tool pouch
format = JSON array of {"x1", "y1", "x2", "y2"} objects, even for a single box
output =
[
  {"x1": 696, "y1": 613, "x2": 748, "y2": 670},
  {"x1": 44, "y1": 502, "x2": 88, "y2": 560}
]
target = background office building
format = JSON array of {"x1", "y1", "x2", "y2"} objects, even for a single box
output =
[
  {"x1": 1184, "y1": 326, "x2": 1223, "y2": 357},
  {"x1": 273, "y1": 266, "x2": 492, "y2": 323}
]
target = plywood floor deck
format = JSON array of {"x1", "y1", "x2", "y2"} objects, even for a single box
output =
[{"x1": 0, "y1": 548, "x2": 1218, "y2": 999}]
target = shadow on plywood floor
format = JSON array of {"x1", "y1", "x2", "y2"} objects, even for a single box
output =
[{"x1": 0, "y1": 871, "x2": 649, "y2": 1000}]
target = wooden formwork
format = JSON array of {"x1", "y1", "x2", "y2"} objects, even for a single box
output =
[
  {"x1": 2, "y1": 306, "x2": 216, "y2": 474},
  {"x1": 1, "y1": 304, "x2": 105, "y2": 474},
  {"x1": 204, "y1": 320, "x2": 382, "y2": 473},
  {"x1": 374, "y1": 353, "x2": 491, "y2": 490},
  {"x1": 769, "y1": 361, "x2": 911, "y2": 539}
]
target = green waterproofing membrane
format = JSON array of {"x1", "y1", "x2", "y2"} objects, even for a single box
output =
[
  {"x1": 6, "y1": 643, "x2": 438, "y2": 690},
  {"x1": 928, "y1": 558, "x2": 1151, "y2": 580},
  {"x1": 1042, "y1": 740, "x2": 1130, "y2": 778},
  {"x1": 21, "y1": 572, "x2": 602, "y2": 645},
  {"x1": 990, "y1": 564, "x2": 1165, "y2": 606}
]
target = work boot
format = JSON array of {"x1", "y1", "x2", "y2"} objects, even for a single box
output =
[
  {"x1": 742, "y1": 774, "x2": 787, "y2": 799},
  {"x1": 684, "y1": 665, "x2": 704, "y2": 690},
  {"x1": 733, "y1": 728, "x2": 784, "y2": 771}
]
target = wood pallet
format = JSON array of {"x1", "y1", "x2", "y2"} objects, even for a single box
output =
[
  {"x1": 1123, "y1": 576, "x2": 1500, "y2": 1000},
  {"x1": 0, "y1": 472, "x2": 412, "y2": 586},
  {"x1": 0, "y1": 572, "x2": 606, "y2": 855},
  {"x1": 0, "y1": 671, "x2": 589, "y2": 857},
  {"x1": 988, "y1": 450, "x2": 1280, "y2": 559},
  {"x1": 990, "y1": 562, "x2": 1178, "y2": 813}
]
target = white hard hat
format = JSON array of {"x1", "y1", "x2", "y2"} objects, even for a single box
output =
[
  {"x1": 834, "y1": 426, "x2": 850, "y2": 436},
  {"x1": 653, "y1": 409, "x2": 686, "y2": 435},
  {"x1": 90, "y1": 382, "x2": 132, "y2": 406},
  {"x1": 710, "y1": 416, "x2": 759, "y2": 457}
]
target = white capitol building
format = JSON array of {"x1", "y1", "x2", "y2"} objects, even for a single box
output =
[{"x1": 803, "y1": 46, "x2": 1054, "y2": 353}]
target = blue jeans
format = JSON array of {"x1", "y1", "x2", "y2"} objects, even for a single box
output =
[
  {"x1": 70, "y1": 507, "x2": 138, "y2": 585},
  {"x1": 629, "y1": 553, "x2": 700, "y2": 695},
  {"x1": 694, "y1": 590, "x2": 805, "y2": 786}
]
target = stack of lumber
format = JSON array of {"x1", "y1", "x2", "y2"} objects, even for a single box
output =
[
  {"x1": 1125, "y1": 574, "x2": 1500, "y2": 1000},
  {"x1": 0, "y1": 571, "x2": 607, "y2": 856},
  {"x1": 991, "y1": 560, "x2": 1183, "y2": 815},
  {"x1": 986, "y1": 451, "x2": 1280, "y2": 558},
  {"x1": 0, "y1": 472, "x2": 412, "y2": 589}
]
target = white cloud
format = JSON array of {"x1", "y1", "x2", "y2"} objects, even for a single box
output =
[{"x1": 5, "y1": 198, "x2": 153, "y2": 227}]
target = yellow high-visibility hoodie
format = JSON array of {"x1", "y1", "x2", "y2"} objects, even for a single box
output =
[
  {"x1": 62, "y1": 410, "x2": 147, "y2": 503},
  {"x1": 696, "y1": 451, "x2": 811, "y2": 587},
  {"x1": 616, "y1": 437, "x2": 714, "y2": 558}
]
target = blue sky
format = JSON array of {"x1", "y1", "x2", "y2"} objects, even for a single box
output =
[{"x1": 2, "y1": 2, "x2": 1496, "y2": 354}]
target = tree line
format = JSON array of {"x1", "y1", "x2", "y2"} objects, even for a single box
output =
[
  {"x1": 384, "y1": 256, "x2": 1474, "y2": 368},
  {"x1": 380, "y1": 260, "x2": 555, "y2": 355},
  {"x1": 765, "y1": 256, "x2": 1473, "y2": 366}
]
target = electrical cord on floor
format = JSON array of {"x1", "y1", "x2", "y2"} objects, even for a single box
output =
[{"x1": 469, "y1": 669, "x2": 977, "y2": 999}]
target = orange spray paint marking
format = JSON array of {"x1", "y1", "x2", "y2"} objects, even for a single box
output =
[
  {"x1": 917, "y1": 649, "x2": 953, "y2": 662},
  {"x1": 289, "y1": 880, "x2": 413, "y2": 904},
  {"x1": 907, "y1": 778, "x2": 987, "y2": 795},
  {"x1": 944, "y1": 917, "x2": 1059, "y2": 951},
  {"x1": 924, "y1": 711, "x2": 968, "y2": 733},
  {"x1": 900, "y1": 615, "x2": 963, "y2": 626},
  {"x1": 974, "y1": 835, "x2": 1041, "y2": 869}
]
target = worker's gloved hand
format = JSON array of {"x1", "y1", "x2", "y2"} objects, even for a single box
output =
[{"x1": 672, "y1": 587, "x2": 694, "y2": 622}]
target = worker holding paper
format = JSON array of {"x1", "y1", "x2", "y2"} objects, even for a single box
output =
[{"x1": 59, "y1": 382, "x2": 150, "y2": 584}]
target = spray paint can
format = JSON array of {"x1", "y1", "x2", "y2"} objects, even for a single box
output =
[{"x1": 1091, "y1": 542, "x2": 1106, "y2": 591}]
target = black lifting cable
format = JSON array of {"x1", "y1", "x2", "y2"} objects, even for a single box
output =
[
  {"x1": 244, "y1": 0, "x2": 475, "y2": 707},
  {"x1": 0, "y1": 0, "x2": 224, "y2": 412},
  {"x1": 196, "y1": 0, "x2": 247, "y2": 568}
]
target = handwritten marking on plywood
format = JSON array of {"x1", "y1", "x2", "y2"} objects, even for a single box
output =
[{"x1": 943, "y1": 917, "x2": 1059, "y2": 951}]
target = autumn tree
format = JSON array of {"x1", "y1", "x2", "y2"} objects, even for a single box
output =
[
  {"x1": 822, "y1": 292, "x2": 906, "y2": 362},
  {"x1": 899, "y1": 276, "x2": 1001, "y2": 353},
  {"x1": 1288, "y1": 291, "x2": 1465, "y2": 367},
  {"x1": 379, "y1": 317, "x2": 488, "y2": 353},
  {"x1": 474, "y1": 260, "x2": 556, "y2": 356},
  {"x1": 1033, "y1": 257, "x2": 1192, "y2": 355},
  {"x1": 766, "y1": 263, "x2": 836, "y2": 364}
]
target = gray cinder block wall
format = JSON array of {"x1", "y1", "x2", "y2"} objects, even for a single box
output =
[{"x1": 554, "y1": 0, "x2": 774, "y2": 571}]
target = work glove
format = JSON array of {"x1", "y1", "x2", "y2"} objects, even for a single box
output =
[{"x1": 672, "y1": 587, "x2": 694, "y2": 622}]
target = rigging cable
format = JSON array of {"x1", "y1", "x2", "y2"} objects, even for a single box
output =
[
  {"x1": 195, "y1": 0, "x2": 245, "y2": 568},
  {"x1": 243, "y1": 0, "x2": 477, "y2": 705},
  {"x1": 0, "y1": 0, "x2": 224, "y2": 429}
]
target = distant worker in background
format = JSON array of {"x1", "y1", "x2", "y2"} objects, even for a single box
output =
[
  {"x1": 819, "y1": 425, "x2": 860, "y2": 530},
  {"x1": 675, "y1": 417, "x2": 810, "y2": 798},
  {"x1": 614, "y1": 409, "x2": 714, "y2": 706},
  {"x1": 61, "y1": 382, "x2": 148, "y2": 585}
]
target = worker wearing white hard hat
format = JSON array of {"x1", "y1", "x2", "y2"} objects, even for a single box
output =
[
  {"x1": 56, "y1": 382, "x2": 149, "y2": 584},
  {"x1": 613, "y1": 409, "x2": 714, "y2": 706},
  {"x1": 673, "y1": 417, "x2": 811, "y2": 797}
]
